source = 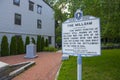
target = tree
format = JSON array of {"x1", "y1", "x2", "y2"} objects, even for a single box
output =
[
  {"x1": 25, "y1": 36, "x2": 30, "y2": 47},
  {"x1": 1, "y1": 35, "x2": 9, "y2": 56},
  {"x1": 51, "y1": 0, "x2": 120, "y2": 45},
  {"x1": 17, "y1": 36, "x2": 24, "y2": 54},
  {"x1": 10, "y1": 36, "x2": 17, "y2": 55},
  {"x1": 41, "y1": 37, "x2": 45, "y2": 51},
  {"x1": 37, "y1": 35, "x2": 41, "y2": 52},
  {"x1": 101, "y1": 0, "x2": 120, "y2": 43},
  {"x1": 31, "y1": 37, "x2": 36, "y2": 44},
  {"x1": 53, "y1": 2, "x2": 68, "y2": 47},
  {"x1": 56, "y1": 26, "x2": 62, "y2": 44},
  {"x1": 45, "y1": 39, "x2": 49, "y2": 47},
  {"x1": 25, "y1": 36, "x2": 30, "y2": 52}
]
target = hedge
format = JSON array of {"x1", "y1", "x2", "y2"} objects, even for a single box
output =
[
  {"x1": 43, "y1": 46, "x2": 57, "y2": 52},
  {"x1": 10, "y1": 36, "x2": 17, "y2": 55},
  {"x1": 37, "y1": 35, "x2": 41, "y2": 52},
  {"x1": 41, "y1": 37, "x2": 45, "y2": 51},
  {"x1": 0, "y1": 35, "x2": 9, "y2": 56},
  {"x1": 32, "y1": 37, "x2": 36, "y2": 44},
  {"x1": 17, "y1": 36, "x2": 24, "y2": 54},
  {"x1": 45, "y1": 39, "x2": 49, "y2": 47},
  {"x1": 25, "y1": 36, "x2": 30, "y2": 52}
]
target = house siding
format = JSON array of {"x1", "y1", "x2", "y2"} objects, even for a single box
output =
[{"x1": 0, "y1": 0, "x2": 55, "y2": 46}]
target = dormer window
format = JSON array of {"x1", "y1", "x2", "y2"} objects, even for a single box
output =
[{"x1": 13, "y1": 0, "x2": 20, "y2": 6}]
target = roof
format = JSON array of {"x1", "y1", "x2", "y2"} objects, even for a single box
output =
[{"x1": 43, "y1": 0, "x2": 54, "y2": 9}]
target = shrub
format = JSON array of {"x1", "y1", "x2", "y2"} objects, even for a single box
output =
[
  {"x1": 32, "y1": 37, "x2": 36, "y2": 44},
  {"x1": 102, "y1": 43, "x2": 120, "y2": 49},
  {"x1": 1, "y1": 35, "x2": 9, "y2": 56},
  {"x1": 17, "y1": 36, "x2": 24, "y2": 54},
  {"x1": 25, "y1": 36, "x2": 30, "y2": 52},
  {"x1": 45, "y1": 39, "x2": 49, "y2": 47},
  {"x1": 41, "y1": 37, "x2": 45, "y2": 51},
  {"x1": 43, "y1": 47, "x2": 49, "y2": 51},
  {"x1": 49, "y1": 46, "x2": 57, "y2": 52},
  {"x1": 43, "y1": 46, "x2": 57, "y2": 52},
  {"x1": 37, "y1": 35, "x2": 41, "y2": 52},
  {"x1": 10, "y1": 36, "x2": 17, "y2": 55},
  {"x1": 106, "y1": 43, "x2": 114, "y2": 47},
  {"x1": 25, "y1": 36, "x2": 30, "y2": 47}
]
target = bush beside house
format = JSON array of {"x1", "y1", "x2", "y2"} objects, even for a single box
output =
[
  {"x1": 17, "y1": 36, "x2": 24, "y2": 54},
  {"x1": 32, "y1": 37, "x2": 36, "y2": 44},
  {"x1": 25, "y1": 36, "x2": 30, "y2": 52},
  {"x1": 0, "y1": 35, "x2": 9, "y2": 56},
  {"x1": 44, "y1": 46, "x2": 57, "y2": 52},
  {"x1": 45, "y1": 39, "x2": 49, "y2": 47},
  {"x1": 10, "y1": 36, "x2": 17, "y2": 55},
  {"x1": 41, "y1": 37, "x2": 45, "y2": 51},
  {"x1": 37, "y1": 35, "x2": 41, "y2": 52},
  {"x1": 0, "y1": 35, "x2": 55, "y2": 57}
]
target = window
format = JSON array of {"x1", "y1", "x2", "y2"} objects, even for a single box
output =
[
  {"x1": 29, "y1": 1, "x2": 34, "y2": 11},
  {"x1": 37, "y1": 19, "x2": 42, "y2": 29},
  {"x1": 14, "y1": 13, "x2": 21, "y2": 25},
  {"x1": 48, "y1": 36, "x2": 52, "y2": 44},
  {"x1": 13, "y1": 0, "x2": 20, "y2": 6},
  {"x1": 37, "y1": 5, "x2": 42, "y2": 14}
]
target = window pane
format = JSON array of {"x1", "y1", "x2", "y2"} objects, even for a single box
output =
[
  {"x1": 29, "y1": 1, "x2": 34, "y2": 11},
  {"x1": 37, "y1": 5, "x2": 42, "y2": 14},
  {"x1": 37, "y1": 19, "x2": 42, "y2": 29},
  {"x1": 15, "y1": 13, "x2": 21, "y2": 25},
  {"x1": 13, "y1": 0, "x2": 20, "y2": 6}
]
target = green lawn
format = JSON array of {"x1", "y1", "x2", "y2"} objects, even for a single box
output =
[{"x1": 58, "y1": 49, "x2": 120, "y2": 80}]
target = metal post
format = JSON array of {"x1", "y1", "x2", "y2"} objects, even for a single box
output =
[{"x1": 77, "y1": 54, "x2": 82, "y2": 80}]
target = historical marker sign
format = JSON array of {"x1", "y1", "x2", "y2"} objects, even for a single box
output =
[
  {"x1": 62, "y1": 17, "x2": 100, "y2": 56},
  {"x1": 62, "y1": 9, "x2": 101, "y2": 80}
]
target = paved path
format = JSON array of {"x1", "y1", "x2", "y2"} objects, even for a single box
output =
[{"x1": 0, "y1": 52, "x2": 62, "y2": 80}]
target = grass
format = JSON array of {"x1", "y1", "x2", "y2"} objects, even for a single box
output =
[{"x1": 58, "y1": 49, "x2": 120, "y2": 80}]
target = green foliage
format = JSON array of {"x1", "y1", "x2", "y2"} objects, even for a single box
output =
[
  {"x1": 56, "y1": 36, "x2": 61, "y2": 45},
  {"x1": 106, "y1": 43, "x2": 114, "y2": 47},
  {"x1": 17, "y1": 36, "x2": 24, "y2": 54},
  {"x1": 54, "y1": 6, "x2": 67, "y2": 22},
  {"x1": 25, "y1": 36, "x2": 30, "y2": 47},
  {"x1": 54, "y1": 0, "x2": 120, "y2": 44},
  {"x1": 0, "y1": 35, "x2": 9, "y2": 56},
  {"x1": 56, "y1": 26, "x2": 62, "y2": 44},
  {"x1": 37, "y1": 35, "x2": 41, "y2": 52},
  {"x1": 10, "y1": 36, "x2": 17, "y2": 55},
  {"x1": 81, "y1": 0, "x2": 120, "y2": 43},
  {"x1": 43, "y1": 47, "x2": 48, "y2": 51},
  {"x1": 58, "y1": 56, "x2": 77, "y2": 80},
  {"x1": 31, "y1": 37, "x2": 36, "y2": 44},
  {"x1": 58, "y1": 49, "x2": 120, "y2": 80},
  {"x1": 48, "y1": 46, "x2": 57, "y2": 52},
  {"x1": 45, "y1": 39, "x2": 49, "y2": 47},
  {"x1": 41, "y1": 37, "x2": 45, "y2": 51},
  {"x1": 25, "y1": 36, "x2": 30, "y2": 52},
  {"x1": 43, "y1": 46, "x2": 57, "y2": 52}
]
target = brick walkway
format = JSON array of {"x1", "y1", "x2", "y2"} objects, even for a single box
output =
[{"x1": 0, "y1": 52, "x2": 62, "y2": 80}]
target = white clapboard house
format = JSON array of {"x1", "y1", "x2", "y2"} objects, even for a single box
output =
[{"x1": 0, "y1": 0, "x2": 55, "y2": 46}]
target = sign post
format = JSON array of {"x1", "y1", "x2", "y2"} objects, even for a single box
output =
[
  {"x1": 62, "y1": 9, "x2": 101, "y2": 80},
  {"x1": 77, "y1": 54, "x2": 82, "y2": 80}
]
